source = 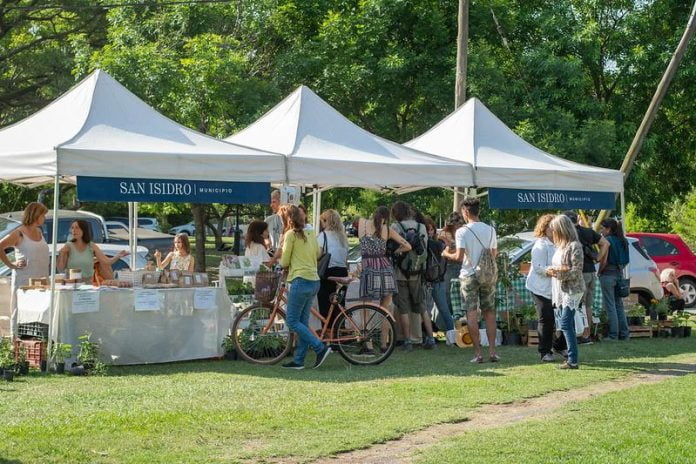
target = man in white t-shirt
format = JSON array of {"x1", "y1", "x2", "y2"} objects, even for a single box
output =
[
  {"x1": 264, "y1": 190, "x2": 283, "y2": 252},
  {"x1": 442, "y1": 196, "x2": 498, "y2": 363}
]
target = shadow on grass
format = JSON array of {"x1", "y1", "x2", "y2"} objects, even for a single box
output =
[
  {"x1": 100, "y1": 336, "x2": 696, "y2": 383},
  {"x1": 0, "y1": 459, "x2": 23, "y2": 464}
]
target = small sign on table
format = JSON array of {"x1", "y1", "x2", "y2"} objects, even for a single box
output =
[{"x1": 134, "y1": 289, "x2": 161, "y2": 311}]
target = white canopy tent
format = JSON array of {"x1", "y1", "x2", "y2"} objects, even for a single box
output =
[
  {"x1": 0, "y1": 69, "x2": 285, "y2": 340},
  {"x1": 226, "y1": 85, "x2": 475, "y2": 227},
  {"x1": 406, "y1": 97, "x2": 624, "y2": 193}
]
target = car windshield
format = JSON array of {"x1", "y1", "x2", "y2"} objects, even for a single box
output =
[
  {"x1": 498, "y1": 236, "x2": 531, "y2": 262},
  {"x1": 0, "y1": 217, "x2": 20, "y2": 240}
]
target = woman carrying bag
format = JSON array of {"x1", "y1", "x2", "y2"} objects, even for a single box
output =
[
  {"x1": 598, "y1": 218, "x2": 630, "y2": 341},
  {"x1": 316, "y1": 209, "x2": 349, "y2": 326}
]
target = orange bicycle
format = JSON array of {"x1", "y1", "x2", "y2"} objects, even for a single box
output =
[{"x1": 232, "y1": 273, "x2": 396, "y2": 365}]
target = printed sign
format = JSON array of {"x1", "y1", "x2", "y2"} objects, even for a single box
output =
[
  {"x1": 72, "y1": 291, "x2": 100, "y2": 314},
  {"x1": 134, "y1": 289, "x2": 161, "y2": 312},
  {"x1": 194, "y1": 288, "x2": 217, "y2": 311},
  {"x1": 488, "y1": 188, "x2": 616, "y2": 210},
  {"x1": 77, "y1": 176, "x2": 270, "y2": 204}
]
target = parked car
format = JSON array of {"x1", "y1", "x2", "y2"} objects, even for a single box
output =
[
  {"x1": 105, "y1": 220, "x2": 129, "y2": 235},
  {"x1": 106, "y1": 217, "x2": 161, "y2": 232},
  {"x1": 627, "y1": 233, "x2": 696, "y2": 308},
  {"x1": 169, "y1": 221, "x2": 195, "y2": 236},
  {"x1": 2, "y1": 209, "x2": 108, "y2": 243},
  {"x1": 504, "y1": 232, "x2": 663, "y2": 307}
]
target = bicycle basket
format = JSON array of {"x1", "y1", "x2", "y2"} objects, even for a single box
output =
[{"x1": 255, "y1": 270, "x2": 282, "y2": 304}]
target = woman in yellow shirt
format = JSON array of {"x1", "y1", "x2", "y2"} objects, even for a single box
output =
[{"x1": 280, "y1": 205, "x2": 331, "y2": 370}]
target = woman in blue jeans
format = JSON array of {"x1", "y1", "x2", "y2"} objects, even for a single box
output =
[
  {"x1": 424, "y1": 218, "x2": 456, "y2": 344},
  {"x1": 598, "y1": 218, "x2": 630, "y2": 340},
  {"x1": 280, "y1": 205, "x2": 332, "y2": 370},
  {"x1": 547, "y1": 215, "x2": 586, "y2": 369}
]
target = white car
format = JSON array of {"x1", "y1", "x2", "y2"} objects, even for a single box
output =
[
  {"x1": 137, "y1": 217, "x2": 161, "y2": 232},
  {"x1": 169, "y1": 221, "x2": 195, "y2": 236},
  {"x1": 502, "y1": 232, "x2": 663, "y2": 307},
  {"x1": 105, "y1": 220, "x2": 129, "y2": 235}
]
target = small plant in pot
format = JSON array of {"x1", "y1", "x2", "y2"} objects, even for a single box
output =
[
  {"x1": 15, "y1": 345, "x2": 29, "y2": 376},
  {"x1": 670, "y1": 311, "x2": 689, "y2": 338},
  {"x1": 221, "y1": 335, "x2": 238, "y2": 361},
  {"x1": 650, "y1": 298, "x2": 670, "y2": 321},
  {"x1": 77, "y1": 333, "x2": 107, "y2": 375},
  {"x1": 0, "y1": 338, "x2": 15, "y2": 381},
  {"x1": 51, "y1": 343, "x2": 72, "y2": 374},
  {"x1": 519, "y1": 304, "x2": 538, "y2": 331},
  {"x1": 626, "y1": 304, "x2": 645, "y2": 326}
]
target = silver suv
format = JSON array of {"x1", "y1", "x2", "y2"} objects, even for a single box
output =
[{"x1": 502, "y1": 232, "x2": 663, "y2": 306}]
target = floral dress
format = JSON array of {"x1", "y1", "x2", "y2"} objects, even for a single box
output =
[{"x1": 359, "y1": 234, "x2": 397, "y2": 299}]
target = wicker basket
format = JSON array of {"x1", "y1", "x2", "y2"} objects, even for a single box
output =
[{"x1": 254, "y1": 271, "x2": 281, "y2": 304}]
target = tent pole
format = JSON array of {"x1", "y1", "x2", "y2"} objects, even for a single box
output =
[
  {"x1": 314, "y1": 190, "x2": 322, "y2": 231},
  {"x1": 133, "y1": 202, "x2": 139, "y2": 268},
  {"x1": 128, "y1": 202, "x2": 134, "y2": 269},
  {"x1": 47, "y1": 175, "x2": 60, "y2": 358},
  {"x1": 620, "y1": 191, "x2": 626, "y2": 226}
]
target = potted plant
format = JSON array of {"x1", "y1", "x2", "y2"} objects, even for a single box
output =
[
  {"x1": 15, "y1": 344, "x2": 29, "y2": 376},
  {"x1": 650, "y1": 298, "x2": 670, "y2": 321},
  {"x1": 670, "y1": 311, "x2": 689, "y2": 338},
  {"x1": 0, "y1": 338, "x2": 15, "y2": 381},
  {"x1": 77, "y1": 333, "x2": 106, "y2": 375},
  {"x1": 520, "y1": 304, "x2": 538, "y2": 331},
  {"x1": 221, "y1": 335, "x2": 238, "y2": 360},
  {"x1": 626, "y1": 304, "x2": 645, "y2": 326},
  {"x1": 51, "y1": 343, "x2": 72, "y2": 374}
]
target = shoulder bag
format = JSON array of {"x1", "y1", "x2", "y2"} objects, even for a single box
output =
[{"x1": 317, "y1": 231, "x2": 331, "y2": 279}]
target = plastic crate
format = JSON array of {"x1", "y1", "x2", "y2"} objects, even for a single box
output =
[
  {"x1": 18, "y1": 322, "x2": 49, "y2": 340},
  {"x1": 14, "y1": 339, "x2": 47, "y2": 369}
]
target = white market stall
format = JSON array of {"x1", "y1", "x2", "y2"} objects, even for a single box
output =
[
  {"x1": 0, "y1": 69, "x2": 286, "y2": 364},
  {"x1": 406, "y1": 97, "x2": 624, "y2": 212},
  {"x1": 226, "y1": 85, "x2": 475, "y2": 228}
]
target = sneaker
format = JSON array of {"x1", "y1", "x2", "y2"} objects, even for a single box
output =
[
  {"x1": 541, "y1": 353, "x2": 555, "y2": 363},
  {"x1": 553, "y1": 348, "x2": 569, "y2": 359},
  {"x1": 402, "y1": 341, "x2": 413, "y2": 352},
  {"x1": 423, "y1": 336, "x2": 436, "y2": 350},
  {"x1": 281, "y1": 362, "x2": 304, "y2": 370},
  {"x1": 313, "y1": 346, "x2": 332, "y2": 369},
  {"x1": 577, "y1": 336, "x2": 594, "y2": 345},
  {"x1": 470, "y1": 355, "x2": 484, "y2": 364},
  {"x1": 489, "y1": 354, "x2": 501, "y2": 363},
  {"x1": 558, "y1": 361, "x2": 579, "y2": 370}
]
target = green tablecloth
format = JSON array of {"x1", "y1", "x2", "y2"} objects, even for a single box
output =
[{"x1": 449, "y1": 276, "x2": 603, "y2": 319}]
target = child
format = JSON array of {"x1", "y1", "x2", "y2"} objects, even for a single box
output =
[{"x1": 154, "y1": 233, "x2": 195, "y2": 272}]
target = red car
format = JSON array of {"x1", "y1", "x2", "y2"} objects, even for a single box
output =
[{"x1": 627, "y1": 233, "x2": 696, "y2": 308}]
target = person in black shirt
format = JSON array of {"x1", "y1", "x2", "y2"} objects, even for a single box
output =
[{"x1": 562, "y1": 211, "x2": 609, "y2": 342}]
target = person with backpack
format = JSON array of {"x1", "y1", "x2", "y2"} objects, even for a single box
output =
[
  {"x1": 562, "y1": 211, "x2": 609, "y2": 343},
  {"x1": 424, "y1": 217, "x2": 456, "y2": 345},
  {"x1": 598, "y1": 218, "x2": 630, "y2": 341},
  {"x1": 438, "y1": 212, "x2": 465, "y2": 315},
  {"x1": 391, "y1": 201, "x2": 436, "y2": 350},
  {"x1": 442, "y1": 196, "x2": 498, "y2": 363}
]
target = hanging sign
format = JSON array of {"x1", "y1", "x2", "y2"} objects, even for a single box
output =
[
  {"x1": 488, "y1": 188, "x2": 615, "y2": 210},
  {"x1": 77, "y1": 176, "x2": 270, "y2": 204}
]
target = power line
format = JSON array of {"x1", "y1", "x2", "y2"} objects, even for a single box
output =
[{"x1": 5, "y1": 0, "x2": 235, "y2": 11}]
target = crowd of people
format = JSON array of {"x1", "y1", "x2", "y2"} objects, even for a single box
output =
[{"x1": 0, "y1": 194, "x2": 684, "y2": 371}]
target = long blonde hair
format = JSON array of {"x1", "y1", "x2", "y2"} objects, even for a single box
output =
[
  {"x1": 320, "y1": 209, "x2": 347, "y2": 247},
  {"x1": 549, "y1": 215, "x2": 578, "y2": 249}
]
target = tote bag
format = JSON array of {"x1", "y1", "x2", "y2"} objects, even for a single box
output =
[
  {"x1": 617, "y1": 265, "x2": 630, "y2": 298},
  {"x1": 317, "y1": 231, "x2": 331, "y2": 279}
]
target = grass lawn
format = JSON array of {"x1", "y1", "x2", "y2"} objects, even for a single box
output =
[
  {"x1": 416, "y1": 363, "x2": 696, "y2": 464},
  {"x1": 1, "y1": 337, "x2": 695, "y2": 463}
]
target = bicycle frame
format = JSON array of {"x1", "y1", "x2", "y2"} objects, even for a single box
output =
[{"x1": 258, "y1": 280, "x2": 394, "y2": 345}]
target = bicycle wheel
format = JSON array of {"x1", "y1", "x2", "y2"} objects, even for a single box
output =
[
  {"x1": 232, "y1": 304, "x2": 293, "y2": 364},
  {"x1": 332, "y1": 304, "x2": 395, "y2": 365}
]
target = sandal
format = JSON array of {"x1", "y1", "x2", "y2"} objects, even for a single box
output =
[{"x1": 470, "y1": 355, "x2": 484, "y2": 364}]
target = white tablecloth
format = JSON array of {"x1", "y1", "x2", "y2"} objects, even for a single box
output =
[{"x1": 17, "y1": 288, "x2": 232, "y2": 365}]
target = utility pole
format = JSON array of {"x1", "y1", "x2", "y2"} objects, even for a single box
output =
[
  {"x1": 595, "y1": 1, "x2": 696, "y2": 229},
  {"x1": 453, "y1": 0, "x2": 469, "y2": 211}
]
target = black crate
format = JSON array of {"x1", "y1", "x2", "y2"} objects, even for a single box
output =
[{"x1": 17, "y1": 322, "x2": 49, "y2": 340}]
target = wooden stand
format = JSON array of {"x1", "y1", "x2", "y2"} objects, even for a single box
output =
[
  {"x1": 527, "y1": 329, "x2": 539, "y2": 347},
  {"x1": 628, "y1": 325, "x2": 652, "y2": 338}
]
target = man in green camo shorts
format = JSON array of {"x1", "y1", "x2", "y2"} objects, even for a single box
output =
[{"x1": 442, "y1": 196, "x2": 498, "y2": 364}]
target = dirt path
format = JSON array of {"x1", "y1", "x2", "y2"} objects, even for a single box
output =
[{"x1": 306, "y1": 358, "x2": 696, "y2": 464}]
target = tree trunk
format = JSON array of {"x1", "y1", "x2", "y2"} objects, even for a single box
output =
[{"x1": 191, "y1": 203, "x2": 206, "y2": 272}]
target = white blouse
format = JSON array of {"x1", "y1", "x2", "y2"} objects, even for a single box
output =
[{"x1": 525, "y1": 237, "x2": 555, "y2": 299}]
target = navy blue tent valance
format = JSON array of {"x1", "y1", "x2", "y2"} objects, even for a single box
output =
[
  {"x1": 488, "y1": 188, "x2": 615, "y2": 210},
  {"x1": 77, "y1": 176, "x2": 269, "y2": 204}
]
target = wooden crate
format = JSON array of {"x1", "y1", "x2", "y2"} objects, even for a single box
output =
[
  {"x1": 527, "y1": 329, "x2": 539, "y2": 346},
  {"x1": 629, "y1": 325, "x2": 652, "y2": 338}
]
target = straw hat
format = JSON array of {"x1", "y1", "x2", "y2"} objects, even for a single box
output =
[{"x1": 455, "y1": 324, "x2": 473, "y2": 348}]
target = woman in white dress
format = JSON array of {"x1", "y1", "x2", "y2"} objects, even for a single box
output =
[{"x1": 0, "y1": 202, "x2": 50, "y2": 338}]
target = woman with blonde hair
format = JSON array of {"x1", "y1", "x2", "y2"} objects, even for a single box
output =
[
  {"x1": 660, "y1": 268, "x2": 685, "y2": 312},
  {"x1": 547, "y1": 214, "x2": 585, "y2": 369},
  {"x1": 0, "y1": 202, "x2": 50, "y2": 337},
  {"x1": 526, "y1": 214, "x2": 567, "y2": 362},
  {"x1": 280, "y1": 205, "x2": 331, "y2": 369},
  {"x1": 316, "y1": 209, "x2": 349, "y2": 323}
]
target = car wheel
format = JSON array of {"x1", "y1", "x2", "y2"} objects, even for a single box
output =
[{"x1": 678, "y1": 277, "x2": 696, "y2": 308}]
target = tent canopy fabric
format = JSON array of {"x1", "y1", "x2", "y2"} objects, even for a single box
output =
[
  {"x1": 0, "y1": 70, "x2": 286, "y2": 184},
  {"x1": 226, "y1": 85, "x2": 475, "y2": 188},
  {"x1": 406, "y1": 98, "x2": 624, "y2": 193}
]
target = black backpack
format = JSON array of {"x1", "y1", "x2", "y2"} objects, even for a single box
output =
[
  {"x1": 394, "y1": 222, "x2": 427, "y2": 277},
  {"x1": 424, "y1": 238, "x2": 447, "y2": 283}
]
